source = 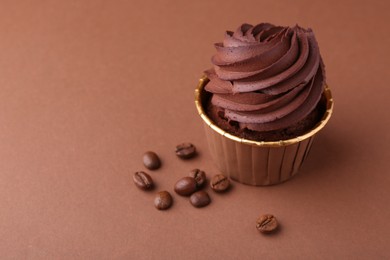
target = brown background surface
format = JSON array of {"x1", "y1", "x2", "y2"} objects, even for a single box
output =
[{"x1": 0, "y1": 0, "x2": 389, "y2": 259}]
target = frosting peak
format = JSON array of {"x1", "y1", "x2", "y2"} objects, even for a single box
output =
[{"x1": 205, "y1": 23, "x2": 325, "y2": 132}]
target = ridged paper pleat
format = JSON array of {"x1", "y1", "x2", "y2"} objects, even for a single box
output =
[{"x1": 203, "y1": 122, "x2": 319, "y2": 186}]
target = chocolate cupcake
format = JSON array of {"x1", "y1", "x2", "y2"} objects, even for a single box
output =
[{"x1": 195, "y1": 23, "x2": 333, "y2": 185}]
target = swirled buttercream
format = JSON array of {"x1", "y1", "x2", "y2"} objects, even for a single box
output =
[{"x1": 205, "y1": 23, "x2": 325, "y2": 132}]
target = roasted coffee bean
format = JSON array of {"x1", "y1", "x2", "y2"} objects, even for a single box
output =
[
  {"x1": 154, "y1": 191, "x2": 173, "y2": 210},
  {"x1": 256, "y1": 214, "x2": 278, "y2": 233},
  {"x1": 143, "y1": 151, "x2": 161, "y2": 170},
  {"x1": 189, "y1": 169, "x2": 206, "y2": 188},
  {"x1": 174, "y1": 177, "x2": 197, "y2": 196},
  {"x1": 175, "y1": 143, "x2": 196, "y2": 159},
  {"x1": 133, "y1": 171, "x2": 153, "y2": 190},
  {"x1": 210, "y1": 174, "x2": 230, "y2": 192},
  {"x1": 190, "y1": 191, "x2": 211, "y2": 208}
]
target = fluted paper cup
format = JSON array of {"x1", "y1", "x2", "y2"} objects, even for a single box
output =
[{"x1": 195, "y1": 76, "x2": 334, "y2": 186}]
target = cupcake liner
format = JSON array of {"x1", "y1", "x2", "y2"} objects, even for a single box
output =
[{"x1": 195, "y1": 76, "x2": 334, "y2": 186}]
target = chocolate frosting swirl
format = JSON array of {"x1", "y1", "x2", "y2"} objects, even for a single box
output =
[{"x1": 205, "y1": 23, "x2": 325, "y2": 132}]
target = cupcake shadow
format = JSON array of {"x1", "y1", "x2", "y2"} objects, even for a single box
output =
[{"x1": 291, "y1": 130, "x2": 352, "y2": 184}]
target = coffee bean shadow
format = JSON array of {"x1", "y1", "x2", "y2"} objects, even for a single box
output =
[
  {"x1": 150, "y1": 183, "x2": 158, "y2": 191},
  {"x1": 263, "y1": 223, "x2": 282, "y2": 237},
  {"x1": 206, "y1": 180, "x2": 235, "y2": 196},
  {"x1": 143, "y1": 161, "x2": 164, "y2": 172},
  {"x1": 193, "y1": 151, "x2": 200, "y2": 160},
  {"x1": 174, "y1": 151, "x2": 203, "y2": 171},
  {"x1": 186, "y1": 150, "x2": 201, "y2": 161}
]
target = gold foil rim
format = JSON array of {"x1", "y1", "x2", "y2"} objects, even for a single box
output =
[{"x1": 194, "y1": 76, "x2": 334, "y2": 148}]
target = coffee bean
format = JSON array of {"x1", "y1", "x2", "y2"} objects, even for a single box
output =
[
  {"x1": 133, "y1": 171, "x2": 153, "y2": 190},
  {"x1": 190, "y1": 191, "x2": 211, "y2": 208},
  {"x1": 154, "y1": 191, "x2": 173, "y2": 210},
  {"x1": 189, "y1": 169, "x2": 206, "y2": 188},
  {"x1": 175, "y1": 143, "x2": 196, "y2": 159},
  {"x1": 174, "y1": 177, "x2": 197, "y2": 196},
  {"x1": 210, "y1": 174, "x2": 230, "y2": 192},
  {"x1": 256, "y1": 214, "x2": 278, "y2": 233},
  {"x1": 143, "y1": 151, "x2": 161, "y2": 170}
]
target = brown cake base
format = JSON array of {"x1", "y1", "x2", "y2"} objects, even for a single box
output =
[{"x1": 206, "y1": 95, "x2": 327, "y2": 142}]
